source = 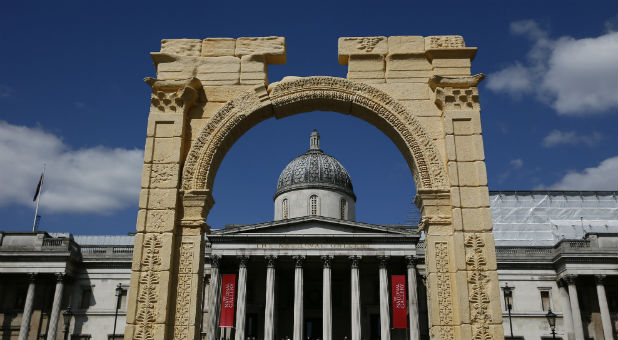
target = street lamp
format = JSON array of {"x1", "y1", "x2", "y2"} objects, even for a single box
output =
[
  {"x1": 113, "y1": 283, "x2": 124, "y2": 339},
  {"x1": 546, "y1": 308, "x2": 557, "y2": 340},
  {"x1": 63, "y1": 305, "x2": 73, "y2": 340},
  {"x1": 502, "y1": 283, "x2": 514, "y2": 338}
]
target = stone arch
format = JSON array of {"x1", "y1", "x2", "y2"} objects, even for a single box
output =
[{"x1": 182, "y1": 76, "x2": 448, "y2": 195}]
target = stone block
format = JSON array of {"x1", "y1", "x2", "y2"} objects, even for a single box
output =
[
  {"x1": 450, "y1": 187, "x2": 461, "y2": 208},
  {"x1": 457, "y1": 161, "x2": 487, "y2": 187},
  {"x1": 447, "y1": 161, "x2": 458, "y2": 186},
  {"x1": 433, "y1": 67, "x2": 471, "y2": 76},
  {"x1": 338, "y1": 36, "x2": 388, "y2": 64},
  {"x1": 459, "y1": 186, "x2": 490, "y2": 208},
  {"x1": 131, "y1": 233, "x2": 174, "y2": 271},
  {"x1": 189, "y1": 119, "x2": 208, "y2": 141},
  {"x1": 451, "y1": 207, "x2": 463, "y2": 231},
  {"x1": 201, "y1": 38, "x2": 236, "y2": 57},
  {"x1": 425, "y1": 35, "x2": 466, "y2": 50},
  {"x1": 432, "y1": 58, "x2": 471, "y2": 68},
  {"x1": 386, "y1": 70, "x2": 433, "y2": 79},
  {"x1": 399, "y1": 99, "x2": 442, "y2": 116},
  {"x1": 424, "y1": 236, "x2": 459, "y2": 273},
  {"x1": 161, "y1": 39, "x2": 202, "y2": 56},
  {"x1": 235, "y1": 37, "x2": 286, "y2": 64},
  {"x1": 148, "y1": 163, "x2": 181, "y2": 189},
  {"x1": 370, "y1": 83, "x2": 431, "y2": 101},
  {"x1": 444, "y1": 110, "x2": 482, "y2": 135},
  {"x1": 138, "y1": 189, "x2": 148, "y2": 209},
  {"x1": 240, "y1": 55, "x2": 267, "y2": 85},
  {"x1": 147, "y1": 113, "x2": 184, "y2": 138},
  {"x1": 386, "y1": 55, "x2": 432, "y2": 71},
  {"x1": 461, "y1": 207, "x2": 493, "y2": 231},
  {"x1": 348, "y1": 55, "x2": 385, "y2": 72},
  {"x1": 157, "y1": 59, "x2": 196, "y2": 80},
  {"x1": 147, "y1": 188, "x2": 178, "y2": 209},
  {"x1": 177, "y1": 235, "x2": 204, "y2": 273},
  {"x1": 152, "y1": 137, "x2": 182, "y2": 163},
  {"x1": 416, "y1": 116, "x2": 444, "y2": 140},
  {"x1": 454, "y1": 135, "x2": 485, "y2": 161},
  {"x1": 347, "y1": 71, "x2": 385, "y2": 79},
  {"x1": 385, "y1": 77, "x2": 429, "y2": 84},
  {"x1": 388, "y1": 36, "x2": 425, "y2": 54},
  {"x1": 195, "y1": 56, "x2": 240, "y2": 85},
  {"x1": 445, "y1": 135, "x2": 456, "y2": 161},
  {"x1": 136, "y1": 209, "x2": 176, "y2": 233},
  {"x1": 203, "y1": 85, "x2": 256, "y2": 102}
]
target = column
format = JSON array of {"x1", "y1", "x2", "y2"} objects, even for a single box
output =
[
  {"x1": 378, "y1": 256, "x2": 390, "y2": 340},
  {"x1": 293, "y1": 256, "x2": 305, "y2": 340},
  {"x1": 206, "y1": 255, "x2": 221, "y2": 340},
  {"x1": 18, "y1": 274, "x2": 36, "y2": 340},
  {"x1": 350, "y1": 256, "x2": 361, "y2": 340},
  {"x1": 595, "y1": 275, "x2": 614, "y2": 340},
  {"x1": 234, "y1": 256, "x2": 249, "y2": 340},
  {"x1": 322, "y1": 256, "x2": 333, "y2": 340},
  {"x1": 558, "y1": 279, "x2": 575, "y2": 340},
  {"x1": 264, "y1": 255, "x2": 277, "y2": 340},
  {"x1": 565, "y1": 275, "x2": 585, "y2": 340},
  {"x1": 46, "y1": 273, "x2": 65, "y2": 340},
  {"x1": 405, "y1": 257, "x2": 420, "y2": 340}
]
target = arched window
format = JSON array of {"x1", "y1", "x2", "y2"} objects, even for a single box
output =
[
  {"x1": 310, "y1": 195, "x2": 318, "y2": 215},
  {"x1": 282, "y1": 198, "x2": 289, "y2": 219},
  {"x1": 340, "y1": 198, "x2": 347, "y2": 219}
]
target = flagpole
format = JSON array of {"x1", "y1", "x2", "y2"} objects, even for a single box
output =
[{"x1": 32, "y1": 163, "x2": 45, "y2": 232}]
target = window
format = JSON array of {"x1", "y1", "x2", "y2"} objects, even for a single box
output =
[
  {"x1": 80, "y1": 287, "x2": 92, "y2": 309},
  {"x1": 540, "y1": 290, "x2": 551, "y2": 311},
  {"x1": 340, "y1": 198, "x2": 347, "y2": 219},
  {"x1": 310, "y1": 195, "x2": 318, "y2": 215},
  {"x1": 282, "y1": 199, "x2": 289, "y2": 219}
]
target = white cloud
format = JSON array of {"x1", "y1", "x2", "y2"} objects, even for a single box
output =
[
  {"x1": 540, "y1": 156, "x2": 618, "y2": 190},
  {"x1": 510, "y1": 158, "x2": 523, "y2": 169},
  {"x1": 487, "y1": 20, "x2": 618, "y2": 115},
  {"x1": 0, "y1": 121, "x2": 143, "y2": 214},
  {"x1": 542, "y1": 130, "x2": 603, "y2": 148}
]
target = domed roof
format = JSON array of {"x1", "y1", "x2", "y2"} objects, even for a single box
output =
[{"x1": 275, "y1": 130, "x2": 355, "y2": 199}]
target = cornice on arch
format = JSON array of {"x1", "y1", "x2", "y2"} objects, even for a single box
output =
[{"x1": 182, "y1": 76, "x2": 448, "y2": 193}]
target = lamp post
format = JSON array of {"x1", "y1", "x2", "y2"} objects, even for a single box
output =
[
  {"x1": 112, "y1": 283, "x2": 124, "y2": 339},
  {"x1": 502, "y1": 283, "x2": 514, "y2": 338},
  {"x1": 546, "y1": 308, "x2": 557, "y2": 340},
  {"x1": 62, "y1": 306, "x2": 73, "y2": 340}
]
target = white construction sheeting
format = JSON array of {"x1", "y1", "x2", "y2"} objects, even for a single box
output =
[{"x1": 490, "y1": 191, "x2": 618, "y2": 246}]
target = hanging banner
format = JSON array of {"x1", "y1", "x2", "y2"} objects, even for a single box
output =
[
  {"x1": 219, "y1": 274, "x2": 236, "y2": 327},
  {"x1": 391, "y1": 275, "x2": 407, "y2": 329}
]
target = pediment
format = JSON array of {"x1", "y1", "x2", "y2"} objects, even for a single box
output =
[{"x1": 212, "y1": 216, "x2": 415, "y2": 237}]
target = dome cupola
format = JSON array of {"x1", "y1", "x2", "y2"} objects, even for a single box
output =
[{"x1": 274, "y1": 130, "x2": 356, "y2": 221}]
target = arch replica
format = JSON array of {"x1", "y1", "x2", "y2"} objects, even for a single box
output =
[{"x1": 126, "y1": 36, "x2": 504, "y2": 340}]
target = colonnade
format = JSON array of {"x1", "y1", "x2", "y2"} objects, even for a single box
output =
[
  {"x1": 558, "y1": 274, "x2": 615, "y2": 340},
  {"x1": 206, "y1": 255, "x2": 421, "y2": 340},
  {"x1": 16, "y1": 273, "x2": 66, "y2": 340}
]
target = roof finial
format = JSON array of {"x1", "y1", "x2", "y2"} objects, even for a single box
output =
[{"x1": 310, "y1": 129, "x2": 320, "y2": 150}]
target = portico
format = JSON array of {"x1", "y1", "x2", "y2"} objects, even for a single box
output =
[{"x1": 203, "y1": 216, "x2": 423, "y2": 340}]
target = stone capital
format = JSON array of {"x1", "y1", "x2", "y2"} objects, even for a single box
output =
[
  {"x1": 293, "y1": 255, "x2": 306, "y2": 268},
  {"x1": 265, "y1": 255, "x2": 277, "y2": 268},
  {"x1": 209, "y1": 254, "x2": 221, "y2": 269},
  {"x1": 27, "y1": 273, "x2": 37, "y2": 283},
  {"x1": 54, "y1": 273, "x2": 67, "y2": 283},
  {"x1": 349, "y1": 255, "x2": 361, "y2": 268},
  {"x1": 180, "y1": 190, "x2": 214, "y2": 232},
  {"x1": 238, "y1": 255, "x2": 249, "y2": 268},
  {"x1": 405, "y1": 255, "x2": 417, "y2": 268},
  {"x1": 377, "y1": 255, "x2": 390, "y2": 268},
  {"x1": 145, "y1": 77, "x2": 203, "y2": 114},
  {"x1": 563, "y1": 274, "x2": 578, "y2": 285},
  {"x1": 321, "y1": 255, "x2": 333, "y2": 268},
  {"x1": 594, "y1": 274, "x2": 606, "y2": 284}
]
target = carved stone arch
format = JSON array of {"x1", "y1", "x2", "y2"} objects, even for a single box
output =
[{"x1": 182, "y1": 76, "x2": 448, "y2": 194}]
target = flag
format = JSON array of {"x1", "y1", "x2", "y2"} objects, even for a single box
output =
[
  {"x1": 391, "y1": 275, "x2": 407, "y2": 329},
  {"x1": 219, "y1": 274, "x2": 236, "y2": 327},
  {"x1": 33, "y1": 173, "x2": 44, "y2": 202}
]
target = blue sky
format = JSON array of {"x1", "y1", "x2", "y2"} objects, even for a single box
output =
[{"x1": 1, "y1": 0, "x2": 616, "y2": 235}]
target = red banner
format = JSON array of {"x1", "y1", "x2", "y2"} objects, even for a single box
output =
[
  {"x1": 219, "y1": 274, "x2": 236, "y2": 327},
  {"x1": 391, "y1": 275, "x2": 407, "y2": 329}
]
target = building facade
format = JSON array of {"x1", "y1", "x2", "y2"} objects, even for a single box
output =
[{"x1": 1, "y1": 133, "x2": 616, "y2": 340}]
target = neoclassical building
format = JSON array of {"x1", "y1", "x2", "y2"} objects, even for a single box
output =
[{"x1": 0, "y1": 132, "x2": 616, "y2": 340}]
